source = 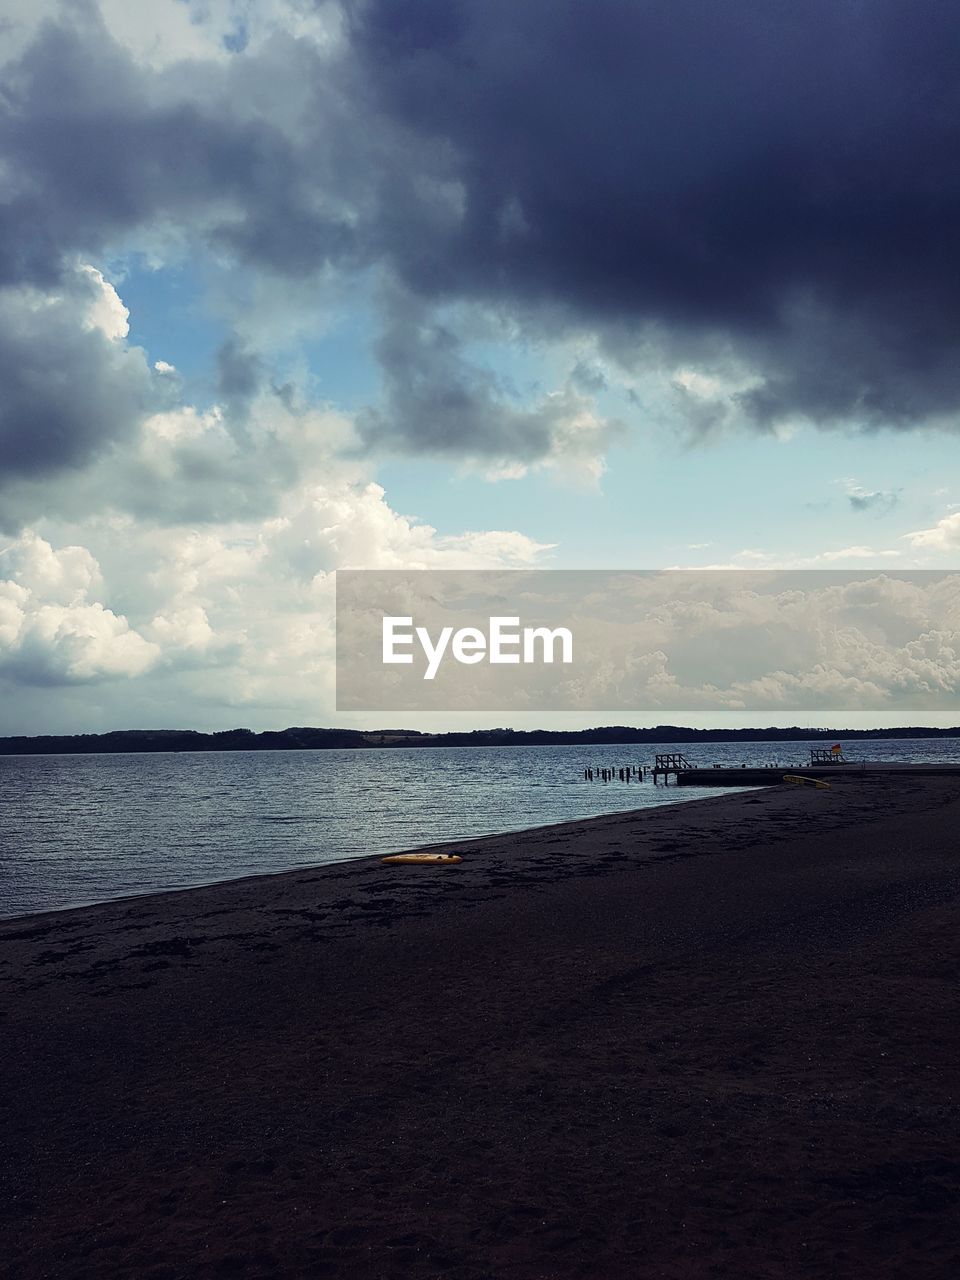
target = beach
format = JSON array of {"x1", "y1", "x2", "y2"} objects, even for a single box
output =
[{"x1": 3, "y1": 775, "x2": 960, "y2": 1279}]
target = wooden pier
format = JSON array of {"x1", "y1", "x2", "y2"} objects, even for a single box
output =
[{"x1": 579, "y1": 756, "x2": 960, "y2": 789}]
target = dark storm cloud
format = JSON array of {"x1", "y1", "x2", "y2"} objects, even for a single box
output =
[
  {"x1": 345, "y1": 0, "x2": 960, "y2": 430},
  {"x1": 0, "y1": 278, "x2": 152, "y2": 485}
]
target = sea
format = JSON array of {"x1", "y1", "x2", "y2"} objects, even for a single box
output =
[{"x1": 2, "y1": 738, "x2": 959, "y2": 918}]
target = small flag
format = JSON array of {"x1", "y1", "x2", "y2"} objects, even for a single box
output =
[{"x1": 831, "y1": 743, "x2": 842, "y2": 754}]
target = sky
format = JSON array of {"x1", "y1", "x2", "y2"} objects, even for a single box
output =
[{"x1": 1, "y1": 0, "x2": 960, "y2": 734}]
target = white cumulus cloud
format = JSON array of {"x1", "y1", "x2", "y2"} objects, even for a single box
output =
[
  {"x1": 905, "y1": 512, "x2": 960, "y2": 550},
  {"x1": 0, "y1": 535, "x2": 159, "y2": 685}
]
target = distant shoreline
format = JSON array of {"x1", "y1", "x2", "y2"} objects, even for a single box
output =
[{"x1": 3, "y1": 724, "x2": 960, "y2": 755}]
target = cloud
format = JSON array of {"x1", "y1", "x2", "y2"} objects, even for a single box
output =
[
  {"x1": 0, "y1": 10, "x2": 365, "y2": 296},
  {"x1": 3, "y1": 1, "x2": 960, "y2": 728},
  {"x1": 0, "y1": 478, "x2": 554, "y2": 711},
  {"x1": 569, "y1": 360, "x2": 608, "y2": 395},
  {"x1": 2, "y1": 0, "x2": 958, "y2": 467},
  {"x1": 0, "y1": 533, "x2": 159, "y2": 684},
  {"x1": 816, "y1": 545, "x2": 901, "y2": 562},
  {"x1": 905, "y1": 512, "x2": 960, "y2": 550},
  {"x1": 0, "y1": 529, "x2": 101, "y2": 603},
  {"x1": 345, "y1": 0, "x2": 960, "y2": 434},
  {"x1": 78, "y1": 264, "x2": 129, "y2": 340},
  {"x1": 0, "y1": 599, "x2": 160, "y2": 685},
  {"x1": 0, "y1": 322, "x2": 361, "y2": 530},
  {"x1": 0, "y1": 4, "x2": 621, "y2": 499},
  {"x1": 674, "y1": 545, "x2": 904, "y2": 570},
  {"x1": 337, "y1": 570, "x2": 960, "y2": 713},
  {"x1": 264, "y1": 481, "x2": 555, "y2": 572},
  {"x1": 216, "y1": 337, "x2": 266, "y2": 420},
  {"x1": 843, "y1": 481, "x2": 900, "y2": 514},
  {"x1": 0, "y1": 267, "x2": 154, "y2": 487},
  {"x1": 357, "y1": 288, "x2": 620, "y2": 478}
]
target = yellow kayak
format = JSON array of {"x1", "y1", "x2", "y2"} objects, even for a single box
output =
[
  {"x1": 380, "y1": 853, "x2": 463, "y2": 865},
  {"x1": 783, "y1": 774, "x2": 831, "y2": 789}
]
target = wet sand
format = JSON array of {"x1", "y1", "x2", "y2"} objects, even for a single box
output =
[{"x1": 3, "y1": 776, "x2": 960, "y2": 1279}]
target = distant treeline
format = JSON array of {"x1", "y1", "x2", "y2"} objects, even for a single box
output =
[{"x1": 2, "y1": 724, "x2": 960, "y2": 755}]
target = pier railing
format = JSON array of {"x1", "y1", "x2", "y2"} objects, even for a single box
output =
[{"x1": 653, "y1": 752, "x2": 693, "y2": 783}]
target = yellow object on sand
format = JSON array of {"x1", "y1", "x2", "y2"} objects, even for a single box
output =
[
  {"x1": 380, "y1": 853, "x2": 463, "y2": 865},
  {"x1": 783, "y1": 774, "x2": 831, "y2": 789}
]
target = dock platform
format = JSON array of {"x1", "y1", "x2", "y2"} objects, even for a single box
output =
[{"x1": 678, "y1": 762, "x2": 960, "y2": 786}]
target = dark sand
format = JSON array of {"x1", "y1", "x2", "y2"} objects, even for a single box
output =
[{"x1": 3, "y1": 777, "x2": 960, "y2": 1279}]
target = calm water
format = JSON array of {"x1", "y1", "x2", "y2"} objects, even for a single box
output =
[{"x1": 2, "y1": 739, "x2": 959, "y2": 918}]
